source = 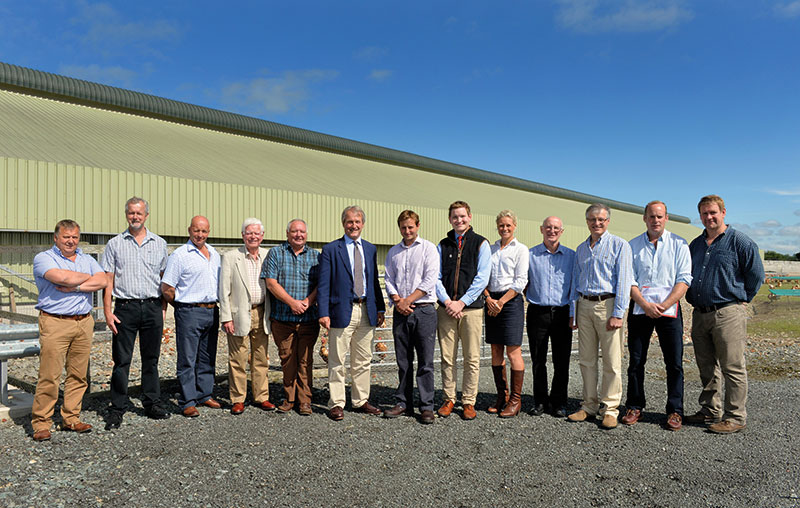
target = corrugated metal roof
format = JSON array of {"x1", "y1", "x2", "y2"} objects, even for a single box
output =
[{"x1": 0, "y1": 61, "x2": 690, "y2": 223}]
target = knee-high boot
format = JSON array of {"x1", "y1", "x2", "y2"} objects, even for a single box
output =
[
  {"x1": 500, "y1": 369, "x2": 524, "y2": 418},
  {"x1": 488, "y1": 365, "x2": 508, "y2": 414}
]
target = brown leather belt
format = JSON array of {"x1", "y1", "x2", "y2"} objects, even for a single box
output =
[
  {"x1": 41, "y1": 311, "x2": 91, "y2": 321},
  {"x1": 352, "y1": 298, "x2": 367, "y2": 304},
  {"x1": 580, "y1": 293, "x2": 615, "y2": 302},
  {"x1": 251, "y1": 303, "x2": 264, "y2": 309}
]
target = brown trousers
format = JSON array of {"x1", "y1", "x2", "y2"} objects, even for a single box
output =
[
  {"x1": 271, "y1": 319, "x2": 320, "y2": 405},
  {"x1": 31, "y1": 313, "x2": 94, "y2": 432}
]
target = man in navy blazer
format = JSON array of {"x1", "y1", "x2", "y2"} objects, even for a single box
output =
[{"x1": 318, "y1": 205, "x2": 386, "y2": 421}]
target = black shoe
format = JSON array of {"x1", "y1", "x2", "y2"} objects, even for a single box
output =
[
  {"x1": 552, "y1": 406, "x2": 567, "y2": 418},
  {"x1": 105, "y1": 411, "x2": 123, "y2": 430},
  {"x1": 529, "y1": 403, "x2": 546, "y2": 416},
  {"x1": 144, "y1": 404, "x2": 170, "y2": 420}
]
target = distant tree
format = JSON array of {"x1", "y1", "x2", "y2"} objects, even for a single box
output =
[
  {"x1": 764, "y1": 251, "x2": 794, "y2": 261},
  {"x1": 796, "y1": 252, "x2": 800, "y2": 261}
]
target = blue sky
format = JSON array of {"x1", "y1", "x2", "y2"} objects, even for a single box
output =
[{"x1": 2, "y1": 0, "x2": 799, "y2": 253}]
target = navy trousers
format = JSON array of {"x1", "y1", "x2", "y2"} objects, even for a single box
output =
[
  {"x1": 174, "y1": 304, "x2": 219, "y2": 409},
  {"x1": 625, "y1": 307, "x2": 684, "y2": 415},
  {"x1": 392, "y1": 304, "x2": 436, "y2": 411},
  {"x1": 526, "y1": 303, "x2": 572, "y2": 409},
  {"x1": 110, "y1": 298, "x2": 163, "y2": 411}
]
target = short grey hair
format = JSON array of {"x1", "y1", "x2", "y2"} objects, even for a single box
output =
[
  {"x1": 286, "y1": 218, "x2": 307, "y2": 232},
  {"x1": 585, "y1": 203, "x2": 611, "y2": 219},
  {"x1": 341, "y1": 205, "x2": 365, "y2": 224},
  {"x1": 496, "y1": 209, "x2": 517, "y2": 226},
  {"x1": 241, "y1": 218, "x2": 264, "y2": 234},
  {"x1": 125, "y1": 196, "x2": 149, "y2": 214}
]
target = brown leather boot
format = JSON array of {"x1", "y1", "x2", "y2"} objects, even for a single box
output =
[
  {"x1": 499, "y1": 369, "x2": 524, "y2": 418},
  {"x1": 488, "y1": 365, "x2": 508, "y2": 414}
]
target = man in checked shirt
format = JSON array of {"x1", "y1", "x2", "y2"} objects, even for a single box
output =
[{"x1": 568, "y1": 203, "x2": 633, "y2": 430}]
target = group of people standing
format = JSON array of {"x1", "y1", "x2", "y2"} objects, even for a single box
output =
[{"x1": 27, "y1": 194, "x2": 763, "y2": 441}]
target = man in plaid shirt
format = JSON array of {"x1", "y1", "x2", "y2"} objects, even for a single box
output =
[{"x1": 263, "y1": 219, "x2": 321, "y2": 415}]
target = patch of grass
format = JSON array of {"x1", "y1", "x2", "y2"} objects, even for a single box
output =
[{"x1": 748, "y1": 295, "x2": 800, "y2": 338}]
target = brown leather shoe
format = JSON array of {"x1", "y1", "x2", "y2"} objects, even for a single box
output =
[
  {"x1": 257, "y1": 400, "x2": 276, "y2": 411},
  {"x1": 437, "y1": 400, "x2": 455, "y2": 418},
  {"x1": 328, "y1": 406, "x2": 344, "y2": 421},
  {"x1": 462, "y1": 404, "x2": 477, "y2": 420},
  {"x1": 419, "y1": 410, "x2": 435, "y2": 424},
  {"x1": 230, "y1": 402, "x2": 245, "y2": 415},
  {"x1": 276, "y1": 400, "x2": 294, "y2": 413},
  {"x1": 32, "y1": 429, "x2": 52, "y2": 442},
  {"x1": 488, "y1": 365, "x2": 508, "y2": 414},
  {"x1": 685, "y1": 411, "x2": 720, "y2": 425},
  {"x1": 182, "y1": 406, "x2": 200, "y2": 418},
  {"x1": 567, "y1": 409, "x2": 595, "y2": 422},
  {"x1": 61, "y1": 421, "x2": 92, "y2": 433},
  {"x1": 601, "y1": 414, "x2": 618, "y2": 429},
  {"x1": 665, "y1": 412, "x2": 682, "y2": 431},
  {"x1": 298, "y1": 403, "x2": 313, "y2": 416},
  {"x1": 709, "y1": 420, "x2": 746, "y2": 434},
  {"x1": 383, "y1": 404, "x2": 408, "y2": 419},
  {"x1": 200, "y1": 398, "x2": 221, "y2": 409},
  {"x1": 621, "y1": 408, "x2": 642, "y2": 425},
  {"x1": 353, "y1": 402, "x2": 381, "y2": 415}
]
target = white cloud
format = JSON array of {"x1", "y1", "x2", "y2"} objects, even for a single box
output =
[
  {"x1": 778, "y1": 224, "x2": 800, "y2": 236},
  {"x1": 220, "y1": 70, "x2": 339, "y2": 115},
  {"x1": 755, "y1": 219, "x2": 782, "y2": 228},
  {"x1": 368, "y1": 69, "x2": 393, "y2": 82},
  {"x1": 731, "y1": 223, "x2": 771, "y2": 238},
  {"x1": 354, "y1": 46, "x2": 388, "y2": 62},
  {"x1": 59, "y1": 64, "x2": 138, "y2": 87},
  {"x1": 775, "y1": 1, "x2": 800, "y2": 18},
  {"x1": 70, "y1": 0, "x2": 179, "y2": 54},
  {"x1": 555, "y1": 0, "x2": 693, "y2": 33},
  {"x1": 766, "y1": 187, "x2": 800, "y2": 196}
]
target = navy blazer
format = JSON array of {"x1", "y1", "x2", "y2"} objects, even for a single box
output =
[{"x1": 318, "y1": 236, "x2": 385, "y2": 329}]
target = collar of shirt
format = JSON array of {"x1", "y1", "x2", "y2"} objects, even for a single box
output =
[
  {"x1": 493, "y1": 237, "x2": 520, "y2": 249},
  {"x1": 584, "y1": 230, "x2": 610, "y2": 248},
  {"x1": 344, "y1": 235, "x2": 361, "y2": 246},
  {"x1": 121, "y1": 227, "x2": 156, "y2": 244},
  {"x1": 401, "y1": 238, "x2": 421, "y2": 249},
  {"x1": 534, "y1": 242, "x2": 567, "y2": 256},
  {"x1": 52, "y1": 245, "x2": 84, "y2": 259},
  {"x1": 284, "y1": 242, "x2": 309, "y2": 256}
]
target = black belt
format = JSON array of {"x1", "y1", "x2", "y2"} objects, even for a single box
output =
[
  {"x1": 529, "y1": 303, "x2": 569, "y2": 311},
  {"x1": 580, "y1": 293, "x2": 615, "y2": 301},
  {"x1": 413, "y1": 302, "x2": 434, "y2": 307},
  {"x1": 352, "y1": 298, "x2": 367, "y2": 304},
  {"x1": 116, "y1": 297, "x2": 161, "y2": 303},
  {"x1": 176, "y1": 302, "x2": 217, "y2": 309},
  {"x1": 695, "y1": 301, "x2": 738, "y2": 314}
]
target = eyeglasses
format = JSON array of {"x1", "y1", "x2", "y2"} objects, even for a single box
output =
[
  {"x1": 586, "y1": 217, "x2": 609, "y2": 223},
  {"x1": 543, "y1": 226, "x2": 563, "y2": 231}
]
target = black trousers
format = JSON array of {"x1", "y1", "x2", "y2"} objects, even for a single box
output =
[
  {"x1": 392, "y1": 304, "x2": 437, "y2": 411},
  {"x1": 110, "y1": 298, "x2": 164, "y2": 411},
  {"x1": 625, "y1": 307, "x2": 684, "y2": 415},
  {"x1": 526, "y1": 303, "x2": 572, "y2": 408}
]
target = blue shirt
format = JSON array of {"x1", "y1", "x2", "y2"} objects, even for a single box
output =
[
  {"x1": 572, "y1": 231, "x2": 634, "y2": 319},
  {"x1": 629, "y1": 229, "x2": 692, "y2": 289},
  {"x1": 435, "y1": 237, "x2": 492, "y2": 306},
  {"x1": 262, "y1": 242, "x2": 320, "y2": 322},
  {"x1": 686, "y1": 226, "x2": 764, "y2": 307},
  {"x1": 34, "y1": 246, "x2": 104, "y2": 315},
  {"x1": 161, "y1": 241, "x2": 221, "y2": 304},
  {"x1": 102, "y1": 228, "x2": 168, "y2": 299},
  {"x1": 526, "y1": 243, "x2": 576, "y2": 307}
]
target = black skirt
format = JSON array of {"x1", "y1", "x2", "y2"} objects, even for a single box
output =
[{"x1": 484, "y1": 291, "x2": 524, "y2": 346}]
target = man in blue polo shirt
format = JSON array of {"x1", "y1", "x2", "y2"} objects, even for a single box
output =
[
  {"x1": 685, "y1": 195, "x2": 763, "y2": 434},
  {"x1": 31, "y1": 219, "x2": 107, "y2": 442}
]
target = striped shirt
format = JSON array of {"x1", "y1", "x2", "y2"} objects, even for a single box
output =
[
  {"x1": 245, "y1": 253, "x2": 265, "y2": 305},
  {"x1": 526, "y1": 243, "x2": 576, "y2": 307},
  {"x1": 262, "y1": 242, "x2": 320, "y2": 322},
  {"x1": 161, "y1": 241, "x2": 221, "y2": 304},
  {"x1": 686, "y1": 226, "x2": 764, "y2": 307},
  {"x1": 384, "y1": 237, "x2": 439, "y2": 304},
  {"x1": 572, "y1": 231, "x2": 634, "y2": 319},
  {"x1": 102, "y1": 228, "x2": 168, "y2": 299}
]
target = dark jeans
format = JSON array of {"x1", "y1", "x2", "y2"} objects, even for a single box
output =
[
  {"x1": 174, "y1": 304, "x2": 219, "y2": 409},
  {"x1": 392, "y1": 304, "x2": 437, "y2": 411},
  {"x1": 526, "y1": 303, "x2": 572, "y2": 409},
  {"x1": 626, "y1": 307, "x2": 684, "y2": 415},
  {"x1": 110, "y1": 298, "x2": 164, "y2": 411}
]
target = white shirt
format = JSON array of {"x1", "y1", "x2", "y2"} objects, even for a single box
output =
[{"x1": 488, "y1": 238, "x2": 529, "y2": 293}]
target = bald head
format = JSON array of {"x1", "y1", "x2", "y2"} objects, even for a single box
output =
[
  {"x1": 188, "y1": 215, "x2": 210, "y2": 250},
  {"x1": 541, "y1": 216, "x2": 564, "y2": 252}
]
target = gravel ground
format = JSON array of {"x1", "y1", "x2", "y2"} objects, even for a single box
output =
[{"x1": 2, "y1": 303, "x2": 799, "y2": 508}]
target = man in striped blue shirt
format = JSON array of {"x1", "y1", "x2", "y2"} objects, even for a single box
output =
[
  {"x1": 685, "y1": 195, "x2": 764, "y2": 434},
  {"x1": 568, "y1": 204, "x2": 633, "y2": 429}
]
